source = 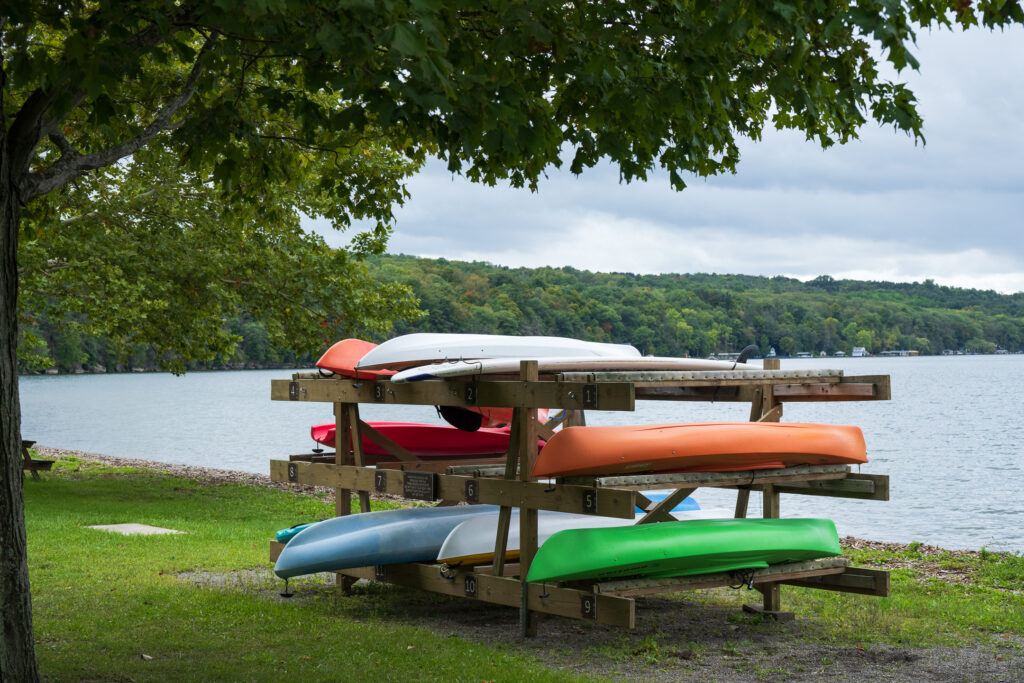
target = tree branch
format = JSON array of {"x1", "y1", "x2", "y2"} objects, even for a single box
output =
[
  {"x1": 46, "y1": 129, "x2": 76, "y2": 157},
  {"x1": 22, "y1": 34, "x2": 219, "y2": 201},
  {"x1": 6, "y1": 2, "x2": 203, "y2": 201}
]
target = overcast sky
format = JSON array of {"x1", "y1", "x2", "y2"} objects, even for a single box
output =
[{"x1": 312, "y1": 25, "x2": 1024, "y2": 294}]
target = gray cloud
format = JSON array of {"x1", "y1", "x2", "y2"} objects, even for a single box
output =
[{"x1": 310, "y1": 25, "x2": 1024, "y2": 293}]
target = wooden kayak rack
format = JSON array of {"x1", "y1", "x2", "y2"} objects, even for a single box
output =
[{"x1": 269, "y1": 360, "x2": 891, "y2": 633}]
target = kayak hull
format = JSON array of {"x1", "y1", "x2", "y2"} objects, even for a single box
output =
[
  {"x1": 531, "y1": 422, "x2": 867, "y2": 477},
  {"x1": 274, "y1": 505, "x2": 498, "y2": 579},
  {"x1": 437, "y1": 499, "x2": 730, "y2": 568},
  {"x1": 392, "y1": 355, "x2": 748, "y2": 383},
  {"x1": 310, "y1": 421, "x2": 533, "y2": 462},
  {"x1": 525, "y1": 518, "x2": 842, "y2": 583},
  {"x1": 315, "y1": 338, "x2": 395, "y2": 379},
  {"x1": 356, "y1": 333, "x2": 640, "y2": 370}
]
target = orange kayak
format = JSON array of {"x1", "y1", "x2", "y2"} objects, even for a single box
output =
[
  {"x1": 531, "y1": 422, "x2": 866, "y2": 478},
  {"x1": 316, "y1": 339, "x2": 396, "y2": 380}
]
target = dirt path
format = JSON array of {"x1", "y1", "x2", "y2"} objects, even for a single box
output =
[
  {"x1": 37, "y1": 447, "x2": 1024, "y2": 681},
  {"x1": 182, "y1": 566, "x2": 1023, "y2": 682}
]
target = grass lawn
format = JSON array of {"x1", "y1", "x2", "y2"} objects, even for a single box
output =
[
  {"x1": 23, "y1": 455, "x2": 1024, "y2": 680},
  {"x1": 25, "y1": 456, "x2": 586, "y2": 682}
]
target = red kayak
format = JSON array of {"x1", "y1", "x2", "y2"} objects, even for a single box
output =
[{"x1": 311, "y1": 421, "x2": 545, "y2": 463}]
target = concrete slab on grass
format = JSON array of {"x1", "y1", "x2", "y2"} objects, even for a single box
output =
[{"x1": 88, "y1": 523, "x2": 184, "y2": 536}]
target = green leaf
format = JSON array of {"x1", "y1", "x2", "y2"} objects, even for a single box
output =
[{"x1": 391, "y1": 23, "x2": 427, "y2": 58}]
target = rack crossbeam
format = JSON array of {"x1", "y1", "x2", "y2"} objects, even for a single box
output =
[
  {"x1": 594, "y1": 557, "x2": 850, "y2": 597},
  {"x1": 338, "y1": 563, "x2": 636, "y2": 628},
  {"x1": 270, "y1": 460, "x2": 637, "y2": 518},
  {"x1": 272, "y1": 377, "x2": 635, "y2": 411},
  {"x1": 562, "y1": 464, "x2": 851, "y2": 489}
]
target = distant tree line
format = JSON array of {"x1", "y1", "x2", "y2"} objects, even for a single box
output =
[
  {"x1": 20, "y1": 254, "x2": 1024, "y2": 373},
  {"x1": 18, "y1": 314, "x2": 314, "y2": 374},
  {"x1": 371, "y1": 256, "x2": 1024, "y2": 358}
]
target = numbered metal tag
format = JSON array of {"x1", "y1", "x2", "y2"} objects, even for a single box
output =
[
  {"x1": 287, "y1": 462, "x2": 299, "y2": 482},
  {"x1": 464, "y1": 575, "x2": 478, "y2": 598},
  {"x1": 288, "y1": 381, "x2": 299, "y2": 401},
  {"x1": 582, "y1": 383, "x2": 598, "y2": 409},
  {"x1": 374, "y1": 470, "x2": 387, "y2": 493},
  {"x1": 582, "y1": 488, "x2": 598, "y2": 514},
  {"x1": 374, "y1": 565, "x2": 388, "y2": 582},
  {"x1": 463, "y1": 383, "x2": 477, "y2": 405},
  {"x1": 580, "y1": 594, "x2": 597, "y2": 620},
  {"x1": 465, "y1": 478, "x2": 479, "y2": 504},
  {"x1": 373, "y1": 383, "x2": 386, "y2": 402}
]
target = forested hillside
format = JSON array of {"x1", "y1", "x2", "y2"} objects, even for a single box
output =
[
  {"x1": 21, "y1": 254, "x2": 1024, "y2": 373},
  {"x1": 369, "y1": 255, "x2": 1024, "y2": 358}
]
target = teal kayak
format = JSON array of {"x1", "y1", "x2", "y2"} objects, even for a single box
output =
[
  {"x1": 525, "y1": 518, "x2": 841, "y2": 583},
  {"x1": 275, "y1": 522, "x2": 318, "y2": 545}
]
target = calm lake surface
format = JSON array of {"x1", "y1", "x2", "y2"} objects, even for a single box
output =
[{"x1": 19, "y1": 355, "x2": 1024, "y2": 552}]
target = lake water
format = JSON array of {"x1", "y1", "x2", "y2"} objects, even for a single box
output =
[{"x1": 18, "y1": 355, "x2": 1024, "y2": 552}]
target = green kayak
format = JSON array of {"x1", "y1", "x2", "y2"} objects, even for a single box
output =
[{"x1": 525, "y1": 518, "x2": 840, "y2": 583}]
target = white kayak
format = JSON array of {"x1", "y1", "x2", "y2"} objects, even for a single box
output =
[
  {"x1": 437, "y1": 506, "x2": 735, "y2": 567},
  {"x1": 391, "y1": 355, "x2": 750, "y2": 383},
  {"x1": 355, "y1": 333, "x2": 640, "y2": 371}
]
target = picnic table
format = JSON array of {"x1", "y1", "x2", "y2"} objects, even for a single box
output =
[{"x1": 21, "y1": 440, "x2": 54, "y2": 479}]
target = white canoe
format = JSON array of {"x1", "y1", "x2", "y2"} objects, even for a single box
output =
[
  {"x1": 437, "y1": 506, "x2": 735, "y2": 567},
  {"x1": 391, "y1": 355, "x2": 750, "y2": 383},
  {"x1": 355, "y1": 333, "x2": 640, "y2": 370}
]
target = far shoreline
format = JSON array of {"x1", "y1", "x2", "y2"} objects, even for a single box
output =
[{"x1": 20, "y1": 349, "x2": 1024, "y2": 378}]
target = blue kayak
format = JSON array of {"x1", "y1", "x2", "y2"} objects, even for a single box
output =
[
  {"x1": 274, "y1": 505, "x2": 498, "y2": 579},
  {"x1": 638, "y1": 489, "x2": 699, "y2": 513}
]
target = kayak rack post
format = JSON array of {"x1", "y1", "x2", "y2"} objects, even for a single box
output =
[
  {"x1": 332, "y1": 401, "x2": 368, "y2": 595},
  {"x1": 516, "y1": 360, "x2": 540, "y2": 638},
  {"x1": 491, "y1": 428, "x2": 520, "y2": 579},
  {"x1": 751, "y1": 483, "x2": 788, "y2": 617},
  {"x1": 747, "y1": 358, "x2": 786, "y2": 618}
]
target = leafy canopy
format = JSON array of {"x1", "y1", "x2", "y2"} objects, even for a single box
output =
[
  {"x1": 7, "y1": 0, "x2": 1023, "y2": 366},
  {"x1": 18, "y1": 142, "x2": 421, "y2": 372},
  {"x1": 10, "y1": 1, "x2": 1024, "y2": 201}
]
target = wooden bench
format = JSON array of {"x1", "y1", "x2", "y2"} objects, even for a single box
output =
[{"x1": 21, "y1": 440, "x2": 54, "y2": 480}]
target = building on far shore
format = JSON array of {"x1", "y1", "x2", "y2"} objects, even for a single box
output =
[{"x1": 852, "y1": 346, "x2": 868, "y2": 357}]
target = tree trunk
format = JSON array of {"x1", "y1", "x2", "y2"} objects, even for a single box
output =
[{"x1": 0, "y1": 120, "x2": 40, "y2": 680}]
